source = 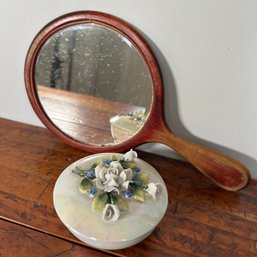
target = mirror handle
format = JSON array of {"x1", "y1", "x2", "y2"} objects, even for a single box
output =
[{"x1": 153, "y1": 126, "x2": 250, "y2": 191}]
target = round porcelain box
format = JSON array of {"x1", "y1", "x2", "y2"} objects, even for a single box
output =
[{"x1": 53, "y1": 150, "x2": 168, "y2": 250}]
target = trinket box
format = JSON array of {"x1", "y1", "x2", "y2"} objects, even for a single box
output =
[{"x1": 53, "y1": 150, "x2": 168, "y2": 249}]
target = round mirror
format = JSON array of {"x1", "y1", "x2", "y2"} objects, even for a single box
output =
[{"x1": 25, "y1": 11, "x2": 161, "y2": 152}]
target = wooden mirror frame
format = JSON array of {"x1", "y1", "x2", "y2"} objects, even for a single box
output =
[{"x1": 24, "y1": 11, "x2": 163, "y2": 153}]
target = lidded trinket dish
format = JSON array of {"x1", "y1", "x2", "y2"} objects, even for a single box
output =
[{"x1": 53, "y1": 150, "x2": 168, "y2": 249}]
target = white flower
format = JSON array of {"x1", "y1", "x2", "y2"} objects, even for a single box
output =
[
  {"x1": 119, "y1": 168, "x2": 133, "y2": 182},
  {"x1": 94, "y1": 163, "x2": 133, "y2": 193},
  {"x1": 95, "y1": 165, "x2": 108, "y2": 181},
  {"x1": 118, "y1": 169, "x2": 133, "y2": 190},
  {"x1": 102, "y1": 204, "x2": 120, "y2": 222},
  {"x1": 123, "y1": 149, "x2": 138, "y2": 162},
  {"x1": 104, "y1": 186, "x2": 120, "y2": 194},
  {"x1": 109, "y1": 161, "x2": 123, "y2": 172},
  {"x1": 145, "y1": 183, "x2": 162, "y2": 200}
]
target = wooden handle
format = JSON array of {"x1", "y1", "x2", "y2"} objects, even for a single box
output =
[{"x1": 154, "y1": 127, "x2": 250, "y2": 191}]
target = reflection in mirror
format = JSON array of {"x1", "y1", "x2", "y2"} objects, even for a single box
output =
[{"x1": 35, "y1": 23, "x2": 152, "y2": 145}]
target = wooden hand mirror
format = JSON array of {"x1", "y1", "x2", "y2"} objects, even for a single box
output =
[{"x1": 25, "y1": 11, "x2": 250, "y2": 191}]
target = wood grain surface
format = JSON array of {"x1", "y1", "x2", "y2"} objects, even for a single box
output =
[
  {"x1": 0, "y1": 219, "x2": 112, "y2": 257},
  {"x1": 1, "y1": 118, "x2": 257, "y2": 257},
  {"x1": 38, "y1": 85, "x2": 146, "y2": 145}
]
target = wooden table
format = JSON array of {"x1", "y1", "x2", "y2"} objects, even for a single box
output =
[
  {"x1": 1, "y1": 118, "x2": 257, "y2": 257},
  {"x1": 37, "y1": 85, "x2": 146, "y2": 145}
]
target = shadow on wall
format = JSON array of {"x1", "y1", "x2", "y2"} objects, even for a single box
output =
[{"x1": 137, "y1": 30, "x2": 257, "y2": 179}]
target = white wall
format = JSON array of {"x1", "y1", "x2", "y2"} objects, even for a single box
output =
[{"x1": 1, "y1": 1, "x2": 257, "y2": 177}]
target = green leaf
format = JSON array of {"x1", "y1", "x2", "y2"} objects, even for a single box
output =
[
  {"x1": 120, "y1": 160, "x2": 137, "y2": 170},
  {"x1": 128, "y1": 183, "x2": 137, "y2": 194},
  {"x1": 91, "y1": 159, "x2": 103, "y2": 168},
  {"x1": 110, "y1": 194, "x2": 128, "y2": 212},
  {"x1": 110, "y1": 155, "x2": 118, "y2": 161},
  {"x1": 133, "y1": 173, "x2": 149, "y2": 186},
  {"x1": 133, "y1": 188, "x2": 145, "y2": 202},
  {"x1": 79, "y1": 177, "x2": 93, "y2": 193},
  {"x1": 72, "y1": 166, "x2": 86, "y2": 177},
  {"x1": 92, "y1": 192, "x2": 110, "y2": 211}
]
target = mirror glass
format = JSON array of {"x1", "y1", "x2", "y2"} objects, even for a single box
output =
[{"x1": 35, "y1": 23, "x2": 152, "y2": 146}]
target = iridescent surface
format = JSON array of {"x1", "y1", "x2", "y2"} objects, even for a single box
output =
[
  {"x1": 35, "y1": 23, "x2": 153, "y2": 145},
  {"x1": 53, "y1": 153, "x2": 168, "y2": 250}
]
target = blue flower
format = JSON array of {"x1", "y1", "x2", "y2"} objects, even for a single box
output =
[
  {"x1": 86, "y1": 169, "x2": 95, "y2": 179},
  {"x1": 133, "y1": 167, "x2": 141, "y2": 173},
  {"x1": 124, "y1": 190, "x2": 132, "y2": 199},
  {"x1": 104, "y1": 159, "x2": 111, "y2": 167},
  {"x1": 133, "y1": 179, "x2": 141, "y2": 186},
  {"x1": 89, "y1": 188, "x2": 97, "y2": 197}
]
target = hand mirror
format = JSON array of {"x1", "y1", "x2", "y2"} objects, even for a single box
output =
[{"x1": 25, "y1": 11, "x2": 250, "y2": 191}]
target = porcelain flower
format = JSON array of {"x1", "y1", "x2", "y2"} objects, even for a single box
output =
[
  {"x1": 94, "y1": 166, "x2": 133, "y2": 193},
  {"x1": 102, "y1": 204, "x2": 120, "y2": 222},
  {"x1": 145, "y1": 183, "x2": 162, "y2": 200},
  {"x1": 72, "y1": 150, "x2": 162, "y2": 222},
  {"x1": 123, "y1": 149, "x2": 138, "y2": 162},
  {"x1": 109, "y1": 161, "x2": 123, "y2": 171}
]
